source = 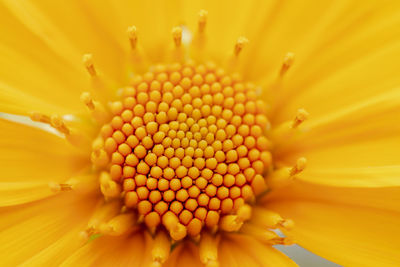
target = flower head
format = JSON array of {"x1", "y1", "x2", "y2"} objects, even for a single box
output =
[{"x1": 1, "y1": 1, "x2": 400, "y2": 267}]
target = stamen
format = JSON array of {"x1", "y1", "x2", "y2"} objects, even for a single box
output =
[
  {"x1": 80, "y1": 92, "x2": 95, "y2": 110},
  {"x1": 192, "y1": 10, "x2": 209, "y2": 61},
  {"x1": 291, "y1": 108, "x2": 309, "y2": 128},
  {"x1": 30, "y1": 112, "x2": 69, "y2": 134},
  {"x1": 48, "y1": 182, "x2": 72, "y2": 192},
  {"x1": 82, "y1": 53, "x2": 119, "y2": 105},
  {"x1": 30, "y1": 112, "x2": 90, "y2": 148},
  {"x1": 219, "y1": 215, "x2": 243, "y2": 232},
  {"x1": 99, "y1": 171, "x2": 122, "y2": 198},
  {"x1": 280, "y1": 219, "x2": 295, "y2": 229},
  {"x1": 187, "y1": 218, "x2": 202, "y2": 239},
  {"x1": 219, "y1": 205, "x2": 252, "y2": 232},
  {"x1": 126, "y1": 26, "x2": 149, "y2": 73},
  {"x1": 240, "y1": 223, "x2": 293, "y2": 245},
  {"x1": 172, "y1": 27, "x2": 182, "y2": 47},
  {"x1": 251, "y1": 174, "x2": 268, "y2": 196},
  {"x1": 29, "y1": 111, "x2": 51, "y2": 124},
  {"x1": 289, "y1": 157, "x2": 307, "y2": 176},
  {"x1": 49, "y1": 176, "x2": 96, "y2": 195},
  {"x1": 80, "y1": 92, "x2": 110, "y2": 124},
  {"x1": 251, "y1": 207, "x2": 294, "y2": 229},
  {"x1": 234, "y1": 37, "x2": 249, "y2": 56},
  {"x1": 50, "y1": 115, "x2": 70, "y2": 135},
  {"x1": 100, "y1": 213, "x2": 137, "y2": 236},
  {"x1": 170, "y1": 222, "x2": 188, "y2": 241},
  {"x1": 88, "y1": 200, "x2": 122, "y2": 231},
  {"x1": 237, "y1": 204, "x2": 252, "y2": 221},
  {"x1": 91, "y1": 149, "x2": 109, "y2": 168},
  {"x1": 144, "y1": 212, "x2": 161, "y2": 234},
  {"x1": 80, "y1": 200, "x2": 122, "y2": 241},
  {"x1": 127, "y1": 26, "x2": 138, "y2": 50},
  {"x1": 151, "y1": 231, "x2": 171, "y2": 266},
  {"x1": 270, "y1": 108, "x2": 309, "y2": 142},
  {"x1": 198, "y1": 10, "x2": 208, "y2": 34},
  {"x1": 79, "y1": 226, "x2": 97, "y2": 242},
  {"x1": 223, "y1": 205, "x2": 251, "y2": 233},
  {"x1": 227, "y1": 37, "x2": 249, "y2": 71},
  {"x1": 82, "y1": 53, "x2": 96, "y2": 76},
  {"x1": 279, "y1": 52, "x2": 295, "y2": 77},
  {"x1": 162, "y1": 211, "x2": 187, "y2": 241},
  {"x1": 267, "y1": 157, "x2": 306, "y2": 189},
  {"x1": 271, "y1": 236, "x2": 294, "y2": 246},
  {"x1": 199, "y1": 232, "x2": 219, "y2": 267}
]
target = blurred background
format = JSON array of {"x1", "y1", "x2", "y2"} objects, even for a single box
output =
[{"x1": 277, "y1": 244, "x2": 341, "y2": 267}]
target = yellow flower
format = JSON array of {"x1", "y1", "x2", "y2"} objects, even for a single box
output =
[{"x1": 1, "y1": 0, "x2": 400, "y2": 266}]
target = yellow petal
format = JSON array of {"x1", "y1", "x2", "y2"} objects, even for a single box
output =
[
  {"x1": 0, "y1": 118, "x2": 88, "y2": 182},
  {"x1": 0, "y1": 118, "x2": 88, "y2": 206},
  {"x1": 0, "y1": 193, "x2": 97, "y2": 266},
  {"x1": 164, "y1": 242, "x2": 203, "y2": 267},
  {"x1": 276, "y1": 88, "x2": 400, "y2": 187},
  {"x1": 289, "y1": 136, "x2": 400, "y2": 187},
  {"x1": 241, "y1": 1, "x2": 400, "y2": 116},
  {"x1": 0, "y1": 80, "x2": 76, "y2": 116},
  {"x1": 3, "y1": 0, "x2": 127, "y2": 82},
  {"x1": 0, "y1": 181, "x2": 53, "y2": 207},
  {"x1": 181, "y1": 0, "x2": 267, "y2": 62},
  {"x1": 18, "y1": 222, "x2": 88, "y2": 267},
  {"x1": 220, "y1": 234, "x2": 298, "y2": 267},
  {"x1": 277, "y1": 15, "x2": 400, "y2": 122},
  {"x1": 297, "y1": 166, "x2": 400, "y2": 188},
  {"x1": 221, "y1": 243, "x2": 260, "y2": 267},
  {"x1": 0, "y1": 0, "x2": 131, "y2": 115},
  {"x1": 0, "y1": 3, "x2": 88, "y2": 115},
  {"x1": 87, "y1": 0, "x2": 178, "y2": 63},
  {"x1": 242, "y1": 1, "x2": 369, "y2": 79},
  {"x1": 60, "y1": 233, "x2": 148, "y2": 267},
  {"x1": 219, "y1": 241, "x2": 240, "y2": 267},
  {"x1": 295, "y1": 87, "x2": 400, "y2": 147},
  {"x1": 265, "y1": 181, "x2": 400, "y2": 213},
  {"x1": 266, "y1": 183, "x2": 400, "y2": 267}
]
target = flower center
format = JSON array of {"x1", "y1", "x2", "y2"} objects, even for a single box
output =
[{"x1": 93, "y1": 61, "x2": 272, "y2": 240}]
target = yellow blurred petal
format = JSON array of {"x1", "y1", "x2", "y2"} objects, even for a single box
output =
[
  {"x1": 164, "y1": 242, "x2": 203, "y2": 267},
  {"x1": 222, "y1": 244, "x2": 260, "y2": 267},
  {"x1": 240, "y1": 1, "x2": 400, "y2": 113},
  {"x1": 242, "y1": 0, "x2": 366, "y2": 81},
  {"x1": 181, "y1": 0, "x2": 265, "y2": 62},
  {"x1": 0, "y1": 2, "x2": 90, "y2": 115},
  {"x1": 219, "y1": 241, "x2": 240, "y2": 267},
  {"x1": 60, "y1": 233, "x2": 148, "y2": 267},
  {"x1": 221, "y1": 234, "x2": 298, "y2": 267},
  {"x1": 19, "y1": 223, "x2": 88, "y2": 267},
  {"x1": 297, "y1": 87, "x2": 400, "y2": 146},
  {"x1": 1, "y1": 0, "x2": 81, "y2": 68},
  {"x1": 275, "y1": 29, "x2": 400, "y2": 123},
  {"x1": 298, "y1": 166, "x2": 400, "y2": 188},
  {"x1": 89, "y1": 0, "x2": 179, "y2": 64},
  {"x1": 7, "y1": 0, "x2": 127, "y2": 83},
  {"x1": 0, "y1": 193, "x2": 97, "y2": 266},
  {"x1": 283, "y1": 1, "x2": 400, "y2": 87},
  {"x1": 0, "y1": 118, "x2": 88, "y2": 206},
  {"x1": 267, "y1": 187, "x2": 400, "y2": 267},
  {"x1": 265, "y1": 181, "x2": 400, "y2": 213},
  {"x1": 0, "y1": 118, "x2": 88, "y2": 181},
  {"x1": 0, "y1": 181, "x2": 54, "y2": 207},
  {"x1": 0, "y1": 80, "x2": 77, "y2": 116},
  {"x1": 276, "y1": 88, "x2": 400, "y2": 187}
]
